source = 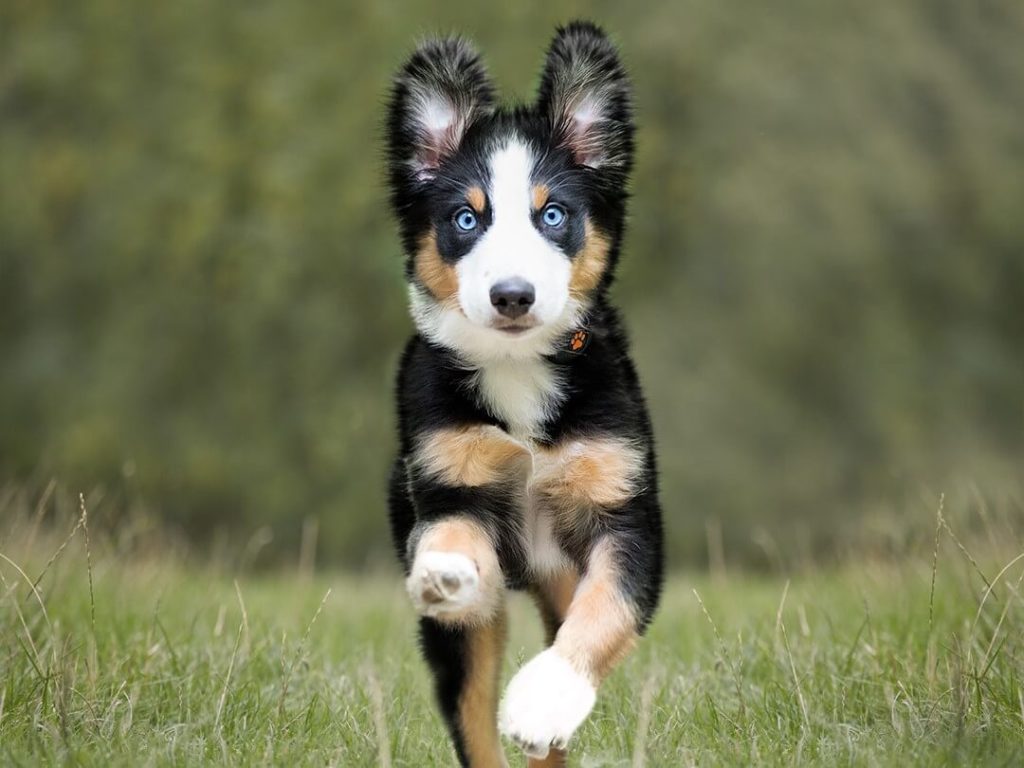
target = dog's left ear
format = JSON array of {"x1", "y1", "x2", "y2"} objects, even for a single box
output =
[{"x1": 536, "y1": 21, "x2": 634, "y2": 175}]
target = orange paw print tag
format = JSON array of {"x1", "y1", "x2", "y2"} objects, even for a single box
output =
[{"x1": 568, "y1": 329, "x2": 590, "y2": 353}]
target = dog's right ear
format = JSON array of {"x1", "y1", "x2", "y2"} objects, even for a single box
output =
[{"x1": 387, "y1": 37, "x2": 495, "y2": 186}]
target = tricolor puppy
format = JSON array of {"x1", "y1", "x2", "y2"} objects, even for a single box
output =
[{"x1": 386, "y1": 21, "x2": 663, "y2": 767}]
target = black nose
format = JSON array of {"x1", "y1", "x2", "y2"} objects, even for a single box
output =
[{"x1": 489, "y1": 278, "x2": 535, "y2": 319}]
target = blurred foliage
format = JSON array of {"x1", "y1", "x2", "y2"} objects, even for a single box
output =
[{"x1": 1, "y1": 0, "x2": 1022, "y2": 568}]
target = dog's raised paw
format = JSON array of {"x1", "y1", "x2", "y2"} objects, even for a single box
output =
[
  {"x1": 406, "y1": 551, "x2": 480, "y2": 618},
  {"x1": 499, "y1": 648, "x2": 596, "y2": 758}
]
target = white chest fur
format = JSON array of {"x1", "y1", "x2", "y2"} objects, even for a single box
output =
[
  {"x1": 466, "y1": 358, "x2": 571, "y2": 575},
  {"x1": 522, "y1": 484, "x2": 572, "y2": 576},
  {"x1": 471, "y1": 357, "x2": 566, "y2": 441},
  {"x1": 515, "y1": 442, "x2": 574, "y2": 577}
]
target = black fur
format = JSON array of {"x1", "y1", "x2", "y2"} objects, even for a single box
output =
[{"x1": 418, "y1": 617, "x2": 472, "y2": 765}]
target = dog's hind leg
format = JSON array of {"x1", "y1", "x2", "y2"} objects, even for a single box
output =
[
  {"x1": 526, "y1": 567, "x2": 580, "y2": 768},
  {"x1": 410, "y1": 517, "x2": 509, "y2": 767},
  {"x1": 532, "y1": 567, "x2": 580, "y2": 644},
  {"x1": 420, "y1": 608, "x2": 508, "y2": 768}
]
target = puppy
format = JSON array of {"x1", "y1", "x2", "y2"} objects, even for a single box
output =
[{"x1": 385, "y1": 21, "x2": 663, "y2": 767}]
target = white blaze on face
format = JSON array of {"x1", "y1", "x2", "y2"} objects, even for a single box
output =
[
  {"x1": 456, "y1": 141, "x2": 571, "y2": 329},
  {"x1": 408, "y1": 137, "x2": 583, "y2": 374}
]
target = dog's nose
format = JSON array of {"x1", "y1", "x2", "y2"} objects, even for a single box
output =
[{"x1": 489, "y1": 278, "x2": 535, "y2": 319}]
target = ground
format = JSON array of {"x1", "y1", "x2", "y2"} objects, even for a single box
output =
[{"x1": 1, "y1": 504, "x2": 1022, "y2": 766}]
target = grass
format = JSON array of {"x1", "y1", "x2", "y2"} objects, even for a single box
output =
[{"x1": 1, "y1": 490, "x2": 1023, "y2": 766}]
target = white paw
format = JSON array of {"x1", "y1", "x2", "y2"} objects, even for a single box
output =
[
  {"x1": 499, "y1": 648, "x2": 596, "y2": 759},
  {"x1": 406, "y1": 551, "x2": 480, "y2": 618}
]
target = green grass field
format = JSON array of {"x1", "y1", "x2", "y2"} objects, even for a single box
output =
[{"x1": 2, "y1": 494, "x2": 1023, "y2": 766}]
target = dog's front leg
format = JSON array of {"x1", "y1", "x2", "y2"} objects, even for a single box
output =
[
  {"x1": 500, "y1": 537, "x2": 647, "y2": 761},
  {"x1": 407, "y1": 516, "x2": 505, "y2": 625},
  {"x1": 409, "y1": 516, "x2": 509, "y2": 768},
  {"x1": 404, "y1": 424, "x2": 530, "y2": 767}
]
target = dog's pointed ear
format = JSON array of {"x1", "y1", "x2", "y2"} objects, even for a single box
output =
[
  {"x1": 387, "y1": 37, "x2": 495, "y2": 184},
  {"x1": 536, "y1": 22, "x2": 634, "y2": 174}
]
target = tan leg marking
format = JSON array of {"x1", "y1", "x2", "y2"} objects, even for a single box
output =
[
  {"x1": 415, "y1": 229, "x2": 459, "y2": 301},
  {"x1": 414, "y1": 425, "x2": 530, "y2": 487},
  {"x1": 532, "y1": 567, "x2": 580, "y2": 644},
  {"x1": 531, "y1": 183, "x2": 550, "y2": 210},
  {"x1": 552, "y1": 539, "x2": 639, "y2": 685},
  {"x1": 569, "y1": 220, "x2": 610, "y2": 298},
  {"x1": 467, "y1": 185, "x2": 487, "y2": 213},
  {"x1": 533, "y1": 437, "x2": 645, "y2": 531},
  {"x1": 528, "y1": 749, "x2": 566, "y2": 768},
  {"x1": 415, "y1": 518, "x2": 503, "y2": 624},
  {"x1": 459, "y1": 610, "x2": 509, "y2": 768}
]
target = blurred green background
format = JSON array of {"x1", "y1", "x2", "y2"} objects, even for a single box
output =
[{"x1": 2, "y1": 0, "x2": 1022, "y2": 569}]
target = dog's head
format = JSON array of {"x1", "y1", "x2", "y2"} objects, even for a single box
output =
[{"x1": 386, "y1": 22, "x2": 633, "y2": 361}]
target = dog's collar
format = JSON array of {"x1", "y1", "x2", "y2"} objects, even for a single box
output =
[{"x1": 550, "y1": 326, "x2": 592, "y2": 361}]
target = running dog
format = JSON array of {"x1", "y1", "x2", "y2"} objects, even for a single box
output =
[{"x1": 385, "y1": 21, "x2": 664, "y2": 766}]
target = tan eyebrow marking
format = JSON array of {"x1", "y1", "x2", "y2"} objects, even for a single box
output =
[
  {"x1": 414, "y1": 228, "x2": 459, "y2": 301},
  {"x1": 531, "y1": 183, "x2": 550, "y2": 210},
  {"x1": 466, "y1": 186, "x2": 486, "y2": 213}
]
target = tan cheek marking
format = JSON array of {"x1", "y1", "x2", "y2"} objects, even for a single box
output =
[
  {"x1": 414, "y1": 425, "x2": 530, "y2": 487},
  {"x1": 466, "y1": 185, "x2": 486, "y2": 213},
  {"x1": 532, "y1": 567, "x2": 580, "y2": 644},
  {"x1": 553, "y1": 539, "x2": 638, "y2": 685},
  {"x1": 416, "y1": 518, "x2": 503, "y2": 625},
  {"x1": 534, "y1": 437, "x2": 644, "y2": 521},
  {"x1": 568, "y1": 219, "x2": 610, "y2": 298},
  {"x1": 458, "y1": 612, "x2": 508, "y2": 768},
  {"x1": 531, "y1": 183, "x2": 550, "y2": 210},
  {"x1": 415, "y1": 229, "x2": 459, "y2": 301}
]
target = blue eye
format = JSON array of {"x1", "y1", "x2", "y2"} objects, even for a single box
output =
[
  {"x1": 541, "y1": 203, "x2": 567, "y2": 228},
  {"x1": 454, "y1": 208, "x2": 478, "y2": 232}
]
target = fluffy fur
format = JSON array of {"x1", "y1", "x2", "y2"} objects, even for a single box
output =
[{"x1": 385, "y1": 21, "x2": 664, "y2": 766}]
